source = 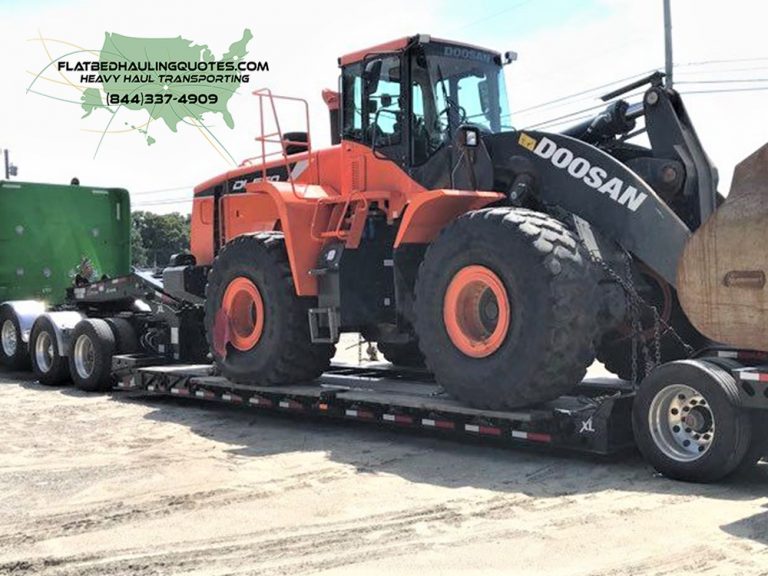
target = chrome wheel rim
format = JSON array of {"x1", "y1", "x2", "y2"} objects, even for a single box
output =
[
  {"x1": 74, "y1": 334, "x2": 95, "y2": 379},
  {"x1": 649, "y1": 384, "x2": 715, "y2": 462},
  {"x1": 35, "y1": 331, "x2": 54, "y2": 373},
  {"x1": 1, "y1": 320, "x2": 17, "y2": 357}
]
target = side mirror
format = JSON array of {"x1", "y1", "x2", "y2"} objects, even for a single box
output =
[
  {"x1": 380, "y1": 93, "x2": 392, "y2": 108},
  {"x1": 364, "y1": 58, "x2": 382, "y2": 94}
]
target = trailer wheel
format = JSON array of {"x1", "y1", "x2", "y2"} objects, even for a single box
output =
[
  {"x1": 30, "y1": 316, "x2": 69, "y2": 386},
  {"x1": 105, "y1": 317, "x2": 139, "y2": 354},
  {"x1": 204, "y1": 233, "x2": 334, "y2": 385},
  {"x1": 414, "y1": 207, "x2": 599, "y2": 409},
  {"x1": 632, "y1": 359, "x2": 753, "y2": 482},
  {"x1": 377, "y1": 341, "x2": 425, "y2": 368},
  {"x1": 0, "y1": 306, "x2": 29, "y2": 370},
  {"x1": 69, "y1": 319, "x2": 116, "y2": 391}
]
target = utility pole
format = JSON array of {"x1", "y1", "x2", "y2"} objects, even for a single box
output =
[{"x1": 663, "y1": 0, "x2": 674, "y2": 89}]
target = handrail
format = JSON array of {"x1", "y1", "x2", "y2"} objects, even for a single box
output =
[{"x1": 246, "y1": 88, "x2": 313, "y2": 199}]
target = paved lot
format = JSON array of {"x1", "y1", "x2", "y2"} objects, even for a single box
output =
[{"x1": 1, "y1": 342, "x2": 767, "y2": 575}]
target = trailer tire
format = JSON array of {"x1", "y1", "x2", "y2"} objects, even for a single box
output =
[
  {"x1": 69, "y1": 319, "x2": 116, "y2": 391},
  {"x1": 204, "y1": 233, "x2": 334, "y2": 385},
  {"x1": 105, "y1": 317, "x2": 139, "y2": 354},
  {"x1": 377, "y1": 341, "x2": 425, "y2": 368},
  {"x1": 414, "y1": 207, "x2": 599, "y2": 409},
  {"x1": 632, "y1": 359, "x2": 752, "y2": 482},
  {"x1": 0, "y1": 306, "x2": 30, "y2": 370},
  {"x1": 30, "y1": 316, "x2": 69, "y2": 386}
]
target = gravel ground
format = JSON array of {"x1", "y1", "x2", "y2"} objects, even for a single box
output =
[{"x1": 0, "y1": 336, "x2": 767, "y2": 575}]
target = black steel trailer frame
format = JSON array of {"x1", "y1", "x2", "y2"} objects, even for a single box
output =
[{"x1": 111, "y1": 359, "x2": 637, "y2": 456}]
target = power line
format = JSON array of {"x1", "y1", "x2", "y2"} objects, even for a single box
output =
[
  {"x1": 675, "y1": 56, "x2": 768, "y2": 68},
  {"x1": 679, "y1": 86, "x2": 768, "y2": 95},
  {"x1": 675, "y1": 78, "x2": 768, "y2": 85},
  {"x1": 514, "y1": 69, "x2": 656, "y2": 117},
  {"x1": 133, "y1": 198, "x2": 193, "y2": 208},
  {"x1": 446, "y1": 0, "x2": 537, "y2": 33},
  {"x1": 131, "y1": 185, "x2": 193, "y2": 196}
]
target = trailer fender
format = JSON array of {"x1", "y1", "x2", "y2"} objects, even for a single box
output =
[
  {"x1": 394, "y1": 189, "x2": 505, "y2": 246},
  {"x1": 486, "y1": 130, "x2": 692, "y2": 285},
  {"x1": 0, "y1": 301, "x2": 47, "y2": 344},
  {"x1": 36, "y1": 311, "x2": 86, "y2": 357}
]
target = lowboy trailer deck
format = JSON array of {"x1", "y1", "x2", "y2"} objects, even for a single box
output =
[{"x1": 113, "y1": 362, "x2": 637, "y2": 455}]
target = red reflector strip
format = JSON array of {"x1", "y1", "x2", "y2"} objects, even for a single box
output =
[
  {"x1": 740, "y1": 371, "x2": 768, "y2": 382},
  {"x1": 221, "y1": 393, "x2": 242, "y2": 403},
  {"x1": 170, "y1": 387, "x2": 189, "y2": 396},
  {"x1": 194, "y1": 389, "x2": 216, "y2": 399},
  {"x1": 422, "y1": 418, "x2": 455, "y2": 430},
  {"x1": 512, "y1": 430, "x2": 552, "y2": 443},
  {"x1": 465, "y1": 424, "x2": 502, "y2": 436},
  {"x1": 383, "y1": 413, "x2": 413, "y2": 424},
  {"x1": 345, "y1": 409, "x2": 374, "y2": 419},
  {"x1": 248, "y1": 396, "x2": 273, "y2": 407}
]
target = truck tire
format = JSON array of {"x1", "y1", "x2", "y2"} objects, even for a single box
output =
[
  {"x1": 69, "y1": 319, "x2": 116, "y2": 391},
  {"x1": 414, "y1": 207, "x2": 599, "y2": 409},
  {"x1": 0, "y1": 306, "x2": 29, "y2": 370},
  {"x1": 105, "y1": 317, "x2": 139, "y2": 354},
  {"x1": 377, "y1": 341, "x2": 425, "y2": 368},
  {"x1": 30, "y1": 316, "x2": 69, "y2": 386},
  {"x1": 632, "y1": 359, "x2": 753, "y2": 482},
  {"x1": 204, "y1": 233, "x2": 334, "y2": 385}
]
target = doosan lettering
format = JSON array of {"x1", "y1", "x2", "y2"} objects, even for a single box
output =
[{"x1": 532, "y1": 136, "x2": 648, "y2": 212}]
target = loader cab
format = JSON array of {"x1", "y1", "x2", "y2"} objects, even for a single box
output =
[{"x1": 339, "y1": 35, "x2": 513, "y2": 188}]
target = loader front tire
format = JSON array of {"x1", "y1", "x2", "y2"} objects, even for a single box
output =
[
  {"x1": 204, "y1": 234, "x2": 334, "y2": 385},
  {"x1": 414, "y1": 207, "x2": 599, "y2": 409}
]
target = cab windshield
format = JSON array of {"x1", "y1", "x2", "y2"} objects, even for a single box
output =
[{"x1": 411, "y1": 43, "x2": 512, "y2": 163}]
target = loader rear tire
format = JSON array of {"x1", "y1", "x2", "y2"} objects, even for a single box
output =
[
  {"x1": 30, "y1": 316, "x2": 70, "y2": 386},
  {"x1": 414, "y1": 207, "x2": 599, "y2": 409},
  {"x1": 598, "y1": 275, "x2": 707, "y2": 382},
  {"x1": 377, "y1": 341, "x2": 426, "y2": 368},
  {"x1": 69, "y1": 319, "x2": 116, "y2": 392},
  {"x1": 204, "y1": 233, "x2": 334, "y2": 385}
]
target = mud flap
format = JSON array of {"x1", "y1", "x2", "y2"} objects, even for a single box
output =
[{"x1": 212, "y1": 307, "x2": 230, "y2": 359}]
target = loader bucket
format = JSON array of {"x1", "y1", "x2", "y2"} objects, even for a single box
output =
[{"x1": 677, "y1": 144, "x2": 768, "y2": 351}]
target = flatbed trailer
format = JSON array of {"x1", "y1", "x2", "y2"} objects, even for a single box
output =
[
  {"x1": 113, "y1": 362, "x2": 637, "y2": 455},
  {"x1": 3, "y1": 272, "x2": 768, "y2": 483}
]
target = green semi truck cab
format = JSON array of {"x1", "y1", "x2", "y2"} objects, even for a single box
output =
[{"x1": 0, "y1": 180, "x2": 131, "y2": 305}]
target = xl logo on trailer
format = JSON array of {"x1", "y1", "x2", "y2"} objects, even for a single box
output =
[{"x1": 521, "y1": 134, "x2": 649, "y2": 212}]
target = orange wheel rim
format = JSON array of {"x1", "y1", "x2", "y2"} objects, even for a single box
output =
[
  {"x1": 443, "y1": 265, "x2": 510, "y2": 358},
  {"x1": 222, "y1": 277, "x2": 265, "y2": 351}
]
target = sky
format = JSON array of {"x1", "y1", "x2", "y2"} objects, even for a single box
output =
[{"x1": 1, "y1": 0, "x2": 766, "y2": 213}]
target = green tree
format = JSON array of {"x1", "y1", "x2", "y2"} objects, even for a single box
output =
[
  {"x1": 131, "y1": 211, "x2": 190, "y2": 268},
  {"x1": 130, "y1": 224, "x2": 148, "y2": 268}
]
